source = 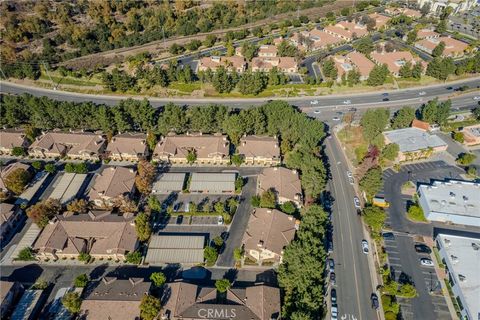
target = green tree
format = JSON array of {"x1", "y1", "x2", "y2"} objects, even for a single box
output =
[
  {"x1": 281, "y1": 201, "x2": 297, "y2": 214},
  {"x1": 382, "y1": 143, "x2": 399, "y2": 161},
  {"x1": 74, "y1": 274, "x2": 89, "y2": 288},
  {"x1": 203, "y1": 34, "x2": 217, "y2": 47},
  {"x1": 135, "y1": 212, "x2": 152, "y2": 242},
  {"x1": 260, "y1": 189, "x2": 276, "y2": 208},
  {"x1": 432, "y1": 41, "x2": 445, "y2": 57},
  {"x1": 472, "y1": 107, "x2": 480, "y2": 120},
  {"x1": 235, "y1": 176, "x2": 244, "y2": 193},
  {"x1": 204, "y1": 246, "x2": 218, "y2": 266},
  {"x1": 467, "y1": 166, "x2": 477, "y2": 178},
  {"x1": 4, "y1": 168, "x2": 31, "y2": 195},
  {"x1": 78, "y1": 252, "x2": 91, "y2": 263},
  {"x1": 420, "y1": 98, "x2": 451, "y2": 124},
  {"x1": 62, "y1": 292, "x2": 81, "y2": 314},
  {"x1": 32, "y1": 161, "x2": 43, "y2": 171},
  {"x1": 139, "y1": 295, "x2": 161, "y2": 320},
  {"x1": 17, "y1": 247, "x2": 35, "y2": 261},
  {"x1": 212, "y1": 236, "x2": 224, "y2": 248},
  {"x1": 231, "y1": 154, "x2": 244, "y2": 167},
  {"x1": 322, "y1": 58, "x2": 337, "y2": 79},
  {"x1": 45, "y1": 163, "x2": 56, "y2": 173},
  {"x1": 237, "y1": 71, "x2": 267, "y2": 95},
  {"x1": 391, "y1": 107, "x2": 416, "y2": 129},
  {"x1": 367, "y1": 64, "x2": 389, "y2": 86},
  {"x1": 426, "y1": 57, "x2": 456, "y2": 80},
  {"x1": 406, "y1": 30, "x2": 417, "y2": 45},
  {"x1": 398, "y1": 283, "x2": 418, "y2": 298},
  {"x1": 215, "y1": 279, "x2": 231, "y2": 293},
  {"x1": 250, "y1": 195, "x2": 261, "y2": 207},
  {"x1": 26, "y1": 198, "x2": 61, "y2": 228},
  {"x1": 212, "y1": 66, "x2": 235, "y2": 93},
  {"x1": 359, "y1": 167, "x2": 383, "y2": 199},
  {"x1": 126, "y1": 251, "x2": 142, "y2": 264},
  {"x1": 399, "y1": 61, "x2": 412, "y2": 78},
  {"x1": 277, "y1": 40, "x2": 298, "y2": 57},
  {"x1": 149, "y1": 272, "x2": 166, "y2": 287},
  {"x1": 360, "y1": 109, "x2": 390, "y2": 143},
  {"x1": 347, "y1": 69, "x2": 361, "y2": 86},
  {"x1": 353, "y1": 37, "x2": 374, "y2": 55},
  {"x1": 241, "y1": 42, "x2": 258, "y2": 61},
  {"x1": 11, "y1": 147, "x2": 26, "y2": 156},
  {"x1": 233, "y1": 247, "x2": 243, "y2": 261},
  {"x1": 456, "y1": 153, "x2": 477, "y2": 165},
  {"x1": 453, "y1": 132, "x2": 464, "y2": 143},
  {"x1": 362, "y1": 206, "x2": 386, "y2": 237},
  {"x1": 411, "y1": 62, "x2": 423, "y2": 79}
]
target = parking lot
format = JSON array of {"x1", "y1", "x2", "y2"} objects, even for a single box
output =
[
  {"x1": 383, "y1": 233, "x2": 450, "y2": 320},
  {"x1": 154, "y1": 193, "x2": 236, "y2": 214}
]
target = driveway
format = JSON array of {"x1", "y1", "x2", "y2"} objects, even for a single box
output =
[{"x1": 216, "y1": 176, "x2": 256, "y2": 267}]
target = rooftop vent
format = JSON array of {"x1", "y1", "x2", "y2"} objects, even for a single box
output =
[
  {"x1": 458, "y1": 274, "x2": 466, "y2": 282},
  {"x1": 472, "y1": 243, "x2": 480, "y2": 251}
]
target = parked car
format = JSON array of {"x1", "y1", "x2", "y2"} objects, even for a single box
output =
[
  {"x1": 331, "y1": 304, "x2": 338, "y2": 320},
  {"x1": 383, "y1": 232, "x2": 395, "y2": 240},
  {"x1": 176, "y1": 215, "x2": 184, "y2": 224},
  {"x1": 217, "y1": 216, "x2": 224, "y2": 225},
  {"x1": 361, "y1": 240, "x2": 369, "y2": 254},
  {"x1": 371, "y1": 293, "x2": 379, "y2": 309},
  {"x1": 328, "y1": 258, "x2": 335, "y2": 273},
  {"x1": 348, "y1": 176, "x2": 354, "y2": 185},
  {"x1": 347, "y1": 171, "x2": 353, "y2": 178},
  {"x1": 414, "y1": 243, "x2": 432, "y2": 254},
  {"x1": 420, "y1": 258, "x2": 434, "y2": 267},
  {"x1": 331, "y1": 288, "x2": 337, "y2": 304},
  {"x1": 356, "y1": 208, "x2": 362, "y2": 215},
  {"x1": 332, "y1": 117, "x2": 341, "y2": 121},
  {"x1": 349, "y1": 107, "x2": 357, "y2": 112},
  {"x1": 328, "y1": 240, "x2": 334, "y2": 254},
  {"x1": 314, "y1": 109, "x2": 321, "y2": 114},
  {"x1": 353, "y1": 197, "x2": 361, "y2": 208},
  {"x1": 330, "y1": 272, "x2": 336, "y2": 286}
]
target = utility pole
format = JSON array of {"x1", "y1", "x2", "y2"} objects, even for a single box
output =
[{"x1": 42, "y1": 61, "x2": 57, "y2": 90}]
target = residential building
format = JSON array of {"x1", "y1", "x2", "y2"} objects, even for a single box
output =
[
  {"x1": 242, "y1": 208, "x2": 298, "y2": 263},
  {"x1": 106, "y1": 133, "x2": 149, "y2": 162},
  {"x1": 324, "y1": 21, "x2": 368, "y2": 41},
  {"x1": 251, "y1": 57, "x2": 298, "y2": 73},
  {"x1": 370, "y1": 50, "x2": 423, "y2": 77},
  {"x1": 461, "y1": 124, "x2": 480, "y2": 146},
  {"x1": 160, "y1": 282, "x2": 281, "y2": 320},
  {"x1": 197, "y1": 56, "x2": 247, "y2": 73},
  {"x1": 237, "y1": 135, "x2": 281, "y2": 166},
  {"x1": 258, "y1": 167, "x2": 303, "y2": 206},
  {"x1": 258, "y1": 45, "x2": 278, "y2": 57},
  {"x1": 0, "y1": 162, "x2": 31, "y2": 194},
  {"x1": 415, "y1": 36, "x2": 469, "y2": 57},
  {"x1": 385, "y1": 7, "x2": 422, "y2": 18},
  {"x1": 87, "y1": 166, "x2": 136, "y2": 207},
  {"x1": 189, "y1": 172, "x2": 236, "y2": 194},
  {"x1": 0, "y1": 129, "x2": 30, "y2": 155},
  {"x1": 411, "y1": 119, "x2": 431, "y2": 131},
  {"x1": 80, "y1": 277, "x2": 151, "y2": 320},
  {"x1": 383, "y1": 127, "x2": 447, "y2": 161},
  {"x1": 418, "y1": 180, "x2": 480, "y2": 226},
  {"x1": 416, "y1": 28, "x2": 440, "y2": 40},
  {"x1": 153, "y1": 134, "x2": 230, "y2": 165},
  {"x1": 0, "y1": 203, "x2": 22, "y2": 242},
  {"x1": 145, "y1": 235, "x2": 205, "y2": 265},
  {"x1": 28, "y1": 131, "x2": 106, "y2": 160},
  {"x1": 435, "y1": 233, "x2": 480, "y2": 320},
  {"x1": 34, "y1": 210, "x2": 138, "y2": 261},
  {"x1": 290, "y1": 29, "x2": 343, "y2": 51},
  {"x1": 10, "y1": 290, "x2": 43, "y2": 320},
  {"x1": 417, "y1": 0, "x2": 477, "y2": 15},
  {"x1": 1, "y1": 281, "x2": 23, "y2": 318},
  {"x1": 369, "y1": 13, "x2": 391, "y2": 29},
  {"x1": 332, "y1": 51, "x2": 375, "y2": 81}
]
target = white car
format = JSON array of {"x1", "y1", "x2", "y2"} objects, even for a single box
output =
[
  {"x1": 474, "y1": 96, "x2": 480, "y2": 101},
  {"x1": 217, "y1": 216, "x2": 224, "y2": 225},
  {"x1": 354, "y1": 196, "x2": 361, "y2": 208},
  {"x1": 348, "y1": 176, "x2": 354, "y2": 185},
  {"x1": 343, "y1": 100, "x2": 351, "y2": 105},
  {"x1": 347, "y1": 171, "x2": 353, "y2": 178},
  {"x1": 314, "y1": 109, "x2": 321, "y2": 114},
  {"x1": 332, "y1": 116, "x2": 340, "y2": 121},
  {"x1": 419, "y1": 91, "x2": 426, "y2": 96},
  {"x1": 311, "y1": 100, "x2": 319, "y2": 105},
  {"x1": 420, "y1": 258, "x2": 434, "y2": 267},
  {"x1": 362, "y1": 240, "x2": 369, "y2": 254},
  {"x1": 331, "y1": 305, "x2": 338, "y2": 320}
]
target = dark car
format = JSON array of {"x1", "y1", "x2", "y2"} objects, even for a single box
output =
[
  {"x1": 414, "y1": 243, "x2": 432, "y2": 254},
  {"x1": 349, "y1": 107, "x2": 357, "y2": 112},
  {"x1": 446, "y1": 86, "x2": 453, "y2": 90},
  {"x1": 330, "y1": 272, "x2": 336, "y2": 285},
  {"x1": 382, "y1": 92, "x2": 389, "y2": 96},
  {"x1": 382, "y1": 232, "x2": 395, "y2": 240},
  {"x1": 176, "y1": 215, "x2": 184, "y2": 224},
  {"x1": 331, "y1": 288, "x2": 337, "y2": 304},
  {"x1": 382, "y1": 97, "x2": 390, "y2": 101},
  {"x1": 371, "y1": 293, "x2": 379, "y2": 309},
  {"x1": 328, "y1": 240, "x2": 334, "y2": 254}
]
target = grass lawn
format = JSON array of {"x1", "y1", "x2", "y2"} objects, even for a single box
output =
[
  {"x1": 168, "y1": 82, "x2": 202, "y2": 93},
  {"x1": 442, "y1": 118, "x2": 480, "y2": 132},
  {"x1": 337, "y1": 126, "x2": 368, "y2": 166},
  {"x1": 406, "y1": 205, "x2": 428, "y2": 222},
  {"x1": 39, "y1": 70, "x2": 102, "y2": 87}
]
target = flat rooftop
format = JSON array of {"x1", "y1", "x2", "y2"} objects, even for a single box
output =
[
  {"x1": 152, "y1": 173, "x2": 186, "y2": 194},
  {"x1": 146, "y1": 235, "x2": 205, "y2": 265},
  {"x1": 383, "y1": 127, "x2": 446, "y2": 152},
  {"x1": 189, "y1": 172, "x2": 236, "y2": 194},
  {"x1": 437, "y1": 233, "x2": 480, "y2": 319},
  {"x1": 418, "y1": 180, "x2": 480, "y2": 218}
]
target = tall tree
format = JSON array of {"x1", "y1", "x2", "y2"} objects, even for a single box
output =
[
  {"x1": 367, "y1": 64, "x2": 389, "y2": 86},
  {"x1": 360, "y1": 109, "x2": 390, "y2": 143},
  {"x1": 432, "y1": 41, "x2": 445, "y2": 57},
  {"x1": 391, "y1": 107, "x2": 416, "y2": 129}
]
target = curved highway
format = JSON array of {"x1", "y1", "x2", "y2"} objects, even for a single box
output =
[{"x1": 1, "y1": 78, "x2": 479, "y2": 109}]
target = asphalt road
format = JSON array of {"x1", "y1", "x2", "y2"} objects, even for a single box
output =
[
  {"x1": 325, "y1": 137, "x2": 378, "y2": 320},
  {"x1": 2, "y1": 77, "x2": 479, "y2": 110}
]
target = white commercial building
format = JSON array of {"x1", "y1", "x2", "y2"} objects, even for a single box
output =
[
  {"x1": 435, "y1": 233, "x2": 480, "y2": 320},
  {"x1": 417, "y1": 0, "x2": 477, "y2": 15},
  {"x1": 418, "y1": 180, "x2": 480, "y2": 227}
]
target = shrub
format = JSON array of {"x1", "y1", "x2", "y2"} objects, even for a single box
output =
[
  {"x1": 126, "y1": 251, "x2": 142, "y2": 264},
  {"x1": 44, "y1": 163, "x2": 56, "y2": 173},
  {"x1": 140, "y1": 295, "x2": 161, "y2": 320},
  {"x1": 78, "y1": 253, "x2": 91, "y2": 263},
  {"x1": 150, "y1": 272, "x2": 166, "y2": 287},
  {"x1": 11, "y1": 147, "x2": 26, "y2": 156},
  {"x1": 280, "y1": 201, "x2": 296, "y2": 215},
  {"x1": 17, "y1": 247, "x2": 35, "y2": 261},
  {"x1": 452, "y1": 131, "x2": 464, "y2": 143},
  {"x1": 74, "y1": 274, "x2": 89, "y2": 288},
  {"x1": 250, "y1": 195, "x2": 260, "y2": 207},
  {"x1": 215, "y1": 279, "x2": 231, "y2": 293},
  {"x1": 456, "y1": 153, "x2": 476, "y2": 165},
  {"x1": 62, "y1": 292, "x2": 82, "y2": 314},
  {"x1": 204, "y1": 246, "x2": 218, "y2": 266},
  {"x1": 407, "y1": 204, "x2": 427, "y2": 222},
  {"x1": 212, "y1": 236, "x2": 224, "y2": 248},
  {"x1": 233, "y1": 247, "x2": 243, "y2": 261}
]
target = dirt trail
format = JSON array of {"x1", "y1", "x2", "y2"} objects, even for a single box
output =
[{"x1": 61, "y1": 1, "x2": 354, "y2": 69}]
